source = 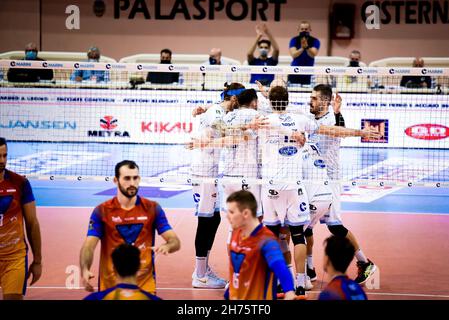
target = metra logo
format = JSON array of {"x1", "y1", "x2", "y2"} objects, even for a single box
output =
[
  {"x1": 193, "y1": 193, "x2": 200, "y2": 203},
  {"x1": 141, "y1": 121, "x2": 192, "y2": 133},
  {"x1": 405, "y1": 124, "x2": 449, "y2": 140},
  {"x1": 100, "y1": 116, "x2": 118, "y2": 130},
  {"x1": 300, "y1": 202, "x2": 307, "y2": 211},
  {"x1": 278, "y1": 146, "x2": 298, "y2": 156},
  {"x1": 88, "y1": 116, "x2": 130, "y2": 138},
  {"x1": 314, "y1": 159, "x2": 326, "y2": 168}
]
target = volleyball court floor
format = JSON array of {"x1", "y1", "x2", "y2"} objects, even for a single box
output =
[{"x1": 4, "y1": 142, "x2": 449, "y2": 300}]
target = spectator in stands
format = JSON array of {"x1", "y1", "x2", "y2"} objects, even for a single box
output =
[
  {"x1": 247, "y1": 24, "x2": 279, "y2": 86},
  {"x1": 146, "y1": 48, "x2": 179, "y2": 84},
  {"x1": 70, "y1": 46, "x2": 110, "y2": 82},
  {"x1": 400, "y1": 57, "x2": 432, "y2": 88},
  {"x1": 318, "y1": 236, "x2": 367, "y2": 300},
  {"x1": 7, "y1": 42, "x2": 54, "y2": 83},
  {"x1": 206, "y1": 48, "x2": 228, "y2": 65},
  {"x1": 348, "y1": 50, "x2": 361, "y2": 67},
  {"x1": 288, "y1": 21, "x2": 320, "y2": 85}
]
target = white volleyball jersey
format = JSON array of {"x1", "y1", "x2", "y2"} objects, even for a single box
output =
[
  {"x1": 308, "y1": 111, "x2": 341, "y2": 180},
  {"x1": 221, "y1": 108, "x2": 259, "y2": 178},
  {"x1": 259, "y1": 111, "x2": 319, "y2": 189},
  {"x1": 190, "y1": 103, "x2": 225, "y2": 177}
]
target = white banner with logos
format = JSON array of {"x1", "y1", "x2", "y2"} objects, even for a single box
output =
[{"x1": 0, "y1": 87, "x2": 448, "y2": 148}]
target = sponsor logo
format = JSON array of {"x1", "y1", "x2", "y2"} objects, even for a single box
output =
[
  {"x1": 314, "y1": 159, "x2": 326, "y2": 168},
  {"x1": 136, "y1": 216, "x2": 148, "y2": 221},
  {"x1": 299, "y1": 202, "x2": 307, "y2": 212},
  {"x1": 0, "y1": 120, "x2": 76, "y2": 130},
  {"x1": 168, "y1": 65, "x2": 174, "y2": 71},
  {"x1": 361, "y1": 119, "x2": 389, "y2": 143},
  {"x1": 231, "y1": 66, "x2": 237, "y2": 72},
  {"x1": 42, "y1": 62, "x2": 48, "y2": 67},
  {"x1": 325, "y1": 67, "x2": 331, "y2": 73},
  {"x1": 389, "y1": 68, "x2": 395, "y2": 74},
  {"x1": 43, "y1": 62, "x2": 64, "y2": 68},
  {"x1": 357, "y1": 68, "x2": 363, "y2": 74},
  {"x1": 87, "y1": 116, "x2": 130, "y2": 138},
  {"x1": 10, "y1": 61, "x2": 16, "y2": 67},
  {"x1": 268, "y1": 189, "x2": 279, "y2": 199},
  {"x1": 262, "y1": 67, "x2": 268, "y2": 72},
  {"x1": 112, "y1": 216, "x2": 123, "y2": 223},
  {"x1": 405, "y1": 124, "x2": 449, "y2": 140},
  {"x1": 141, "y1": 121, "x2": 192, "y2": 133},
  {"x1": 74, "y1": 63, "x2": 80, "y2": 69},
  {"x1": 10, "y1": 61, "x2": 32, "y2": 67},
  {"x1": 422, "y1": 68, "x2": 443, "y2": 75},
  {"x1": 105, "y1": 63, "x2": 111, "y2": 69},
  {"x1": 278, "y1": 146, "x2": 298, "y2": 156},
  {"x1": 137, "y1": 64, "x2": 143, "y2": 70},
  {"x1": 293, "y1": 67, "x2": 300, "y2": 73},
  {"x1": 200, "y1": 65, "x2": 205, "y2": 71},
  {"x1": 389, "y1": 68, "x2": 410, "y2": 75},
  {"x1": 100, "y1": 116, "x2": 118, "y2": 130}
]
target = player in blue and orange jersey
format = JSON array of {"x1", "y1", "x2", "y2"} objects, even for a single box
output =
[
  {"x1": 0, "y1": 137, "x2": 42, "y2": 300},
  {"x1": 225, "y1": 190, "x2": 295, "y2": 300},
  {"x1": 79, "y1": 160, "x2": 180, "y2": 295},
  {"x1": 318, "y1": 235, "x2": 367, "y2": 300},
  {"x1": 84, "y1": 243, "x2": 161, "y2": 300}
]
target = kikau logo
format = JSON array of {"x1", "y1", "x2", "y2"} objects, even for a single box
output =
[{"x1": 100, "y1": 116, "x2": 118, "y2": 130}]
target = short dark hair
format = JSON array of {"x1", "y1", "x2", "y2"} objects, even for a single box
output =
[
  {"x1": 226, "y1": 190, "x2": 258, "y2": 218},
  {"x1": 269, "y1": 86, "x2": 289, "y2": 111},
  {"x1": 115, "y1": 160, "x2": 139, "y2": 179},
  {"x1": 313, "y1": 84, "x2": 332, "y2": 102},
  {"x1": 236, "y1": 89, "x2": 258, "y2": 107},
  {"x1": 111, "y1": 244, "x2": 141, "y2": 278},
  {"x1": 160, "y1": 48, "x2": 172, "y2": 56},
  {"x1": 258, "y1": 39, "x2": 271, "y2": 47},
  {"x1": 0, "y1": 137, "x2": 7, "y2": 147},
  {"x1": 324, "y1": 235, "x2": 355, "y2": 273}
]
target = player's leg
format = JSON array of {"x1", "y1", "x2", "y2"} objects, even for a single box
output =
[
  {"x1": 192, "y1": 180, "x2": 226, "y2": 288},
  {"x1": 327, "y1": 182, "x2": 377, "y2": 285},
  {"x1": 1, "y1": 256, "x2": 27, "y2": 300}
]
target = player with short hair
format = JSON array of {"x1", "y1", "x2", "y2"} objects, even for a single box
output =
[
  {"x1": 84, "y1": 243, "x2": 161, "y2": 300},
  {"x1": 190, "y1": 83, "x2": 245, "y2": 289},
  {"x1": 318, "y1": 235, "x2": 367, "y2": 300},
  {"x1": 80, "y1": 160, "x2": 180, "y2": 295},
  {"x1": 226, "y1": 190, "x2": 295, "y2": 300},
  {"x1": 303, "y1": 84, "x2": 377, "y2": 285},
  {"x1": 0, "y1": 137, "x2": 42, "y2": 300}
]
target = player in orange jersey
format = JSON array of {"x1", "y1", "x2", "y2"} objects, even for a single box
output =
[
  {"x1": 0, "y1": 137, "x2": 42, "y2": 300},
  {"x1": 80, "y1": 160, "x2": 180, "y2": 294}
]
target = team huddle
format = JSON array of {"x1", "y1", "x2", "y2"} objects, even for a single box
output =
[{"x1": 0, "y1": 82, "x2": 379, "y2": 300}]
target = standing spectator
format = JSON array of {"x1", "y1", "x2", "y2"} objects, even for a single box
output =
[
  {"x1": 70, "y1": 46, "x2": 110, "y2": 82},
  {"x1": 79, "y1": 160, "x2": 180, "y2": 295},
  {"x1": 319, "y1": 236, "x2": 368, "y2": 300},
  {"x1": 7, "y1": 42, "x2": 53, "y2": 83},
  {"x1": 288, "y1": 21, "x2": 320, "y2": 85},
  {"x1": 400, "y1": 57, "x2": 432, "y2": 88},
  {"x1": 146, "y1": 49, "x2": 180, "y2": 84},
  {"x1": 247, "y1": 24, "x2": 279, "y2": 86}
]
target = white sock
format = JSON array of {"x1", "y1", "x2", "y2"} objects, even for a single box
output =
[
  {"x1": 296, "y1": 273, "x2": 306, "y2": 288},
  {"x1": 306, "y1": 255, "x2": 314, "y2": 269},
  {"x1": 195, "y1": 257, "x2": 207, "y2": 278},
  {"x1": 355, "y1": 249, "x2": 368, "y2": 263},
  {"x1": 287, "y1": 264, "x2": 295, "y2": 282},
  {"x1": 206, "y1": 250, "x2": 211, "y2": 270}
]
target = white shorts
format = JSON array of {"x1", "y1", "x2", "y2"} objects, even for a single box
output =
[
  {"x1": 192, "y1": 180, "x2": 219, "y2": 217},
  {"x1": 221, "y1": 181, "x2": 262, "y2": 217},
  {"x1": 262, "y1": 186, "x2": 310, "y2": 227},
  {"x1": 305, "y1": 182, "x2": 342, "y2": 228}
]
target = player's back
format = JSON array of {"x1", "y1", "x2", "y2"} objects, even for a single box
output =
[
  {"x1": 259, "y1": 112, "x2": 316, "y2": 188},
  {"x1": 221, "y1": 107, "x2": 259, "y2": 177},
  {"x1": 318, "y1": 275, "x2": 367, "y2": 300},
  {"x1": 84, "y1": 283, "x2": 161, "y2": 300},
  {"x1": 191, "y1": 103, "x2": 225, "y2": 177},
  {"x1": 228, "y1": 224, "x2": 278, "y2": 300}
]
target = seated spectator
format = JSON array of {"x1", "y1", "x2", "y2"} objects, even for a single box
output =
[
  {"x1": 318, "y1": 236, "x2": 368, "y2": 301},
  {"x1": 206, "y1": 48, "x2": 228, "y2": 65},
  {"x1": 70, "y1": 46, "x2": 109, "y2": 82},
  {"x1": 345, "y1": 50, "x2": 362, "y2": 84},
  {"x1": 288, "y1": 21, "x2": 320, "y2": 85},
  {"x1": 247, "y1": 24, "x2": 279, "y2": 86},
  {"x1": 84, "y1": 244, "x2": 161, "y2": 300},
  {"x1": 400, "y1": 57, "x2": 432, "y2": 88},
  {"x1": 7, "y1": 42, "x2": 54, "y2": 82},
  {"x1": 146, "y1": 49, "x2": 179, "y2": 84}
]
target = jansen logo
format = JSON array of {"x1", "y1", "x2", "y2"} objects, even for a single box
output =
[
  {"x1": 405, "y1": 124, "x2": 449, "y2": 140},
  {"x1": 100, "y1": 116, "x2": 118, "y2": 130}
]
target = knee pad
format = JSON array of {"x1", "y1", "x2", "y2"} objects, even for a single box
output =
[
  {"x1": 304, "y1": 227, "x2": 313, "y2": 237},
  {"x1": 328, "y1": 224, "x2": 348, "y2": 237},
  {"x1": 289, "y1": 225, "x2": 306, "y2": 246}
]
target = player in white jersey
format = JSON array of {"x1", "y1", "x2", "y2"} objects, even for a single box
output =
[
  {"x1": 303, "y1": 84, "x2": 377, "y2": 285},
  {"x1": 221, "y1": 89, "x2": 263, "y2": 217},
  {"x1": 190, "y1": 82, "x2": 246, "y2": 289}
]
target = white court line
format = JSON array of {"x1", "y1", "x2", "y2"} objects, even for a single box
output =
[{"x1": 27, "y1": 286, "x2": 449, "y2": 298}]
